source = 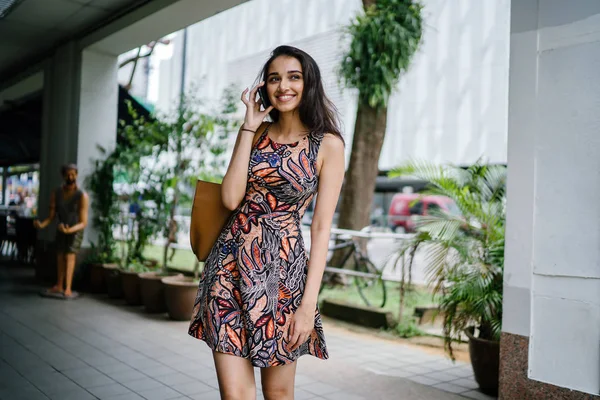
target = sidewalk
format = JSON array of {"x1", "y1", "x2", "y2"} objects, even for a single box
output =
[{"x1": 0, "y1": 266, "x2": 496, "y2": 400}]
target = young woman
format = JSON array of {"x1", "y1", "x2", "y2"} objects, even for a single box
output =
[{"x1": 188, "y1": 45, "x2": 345, "y2": 400}]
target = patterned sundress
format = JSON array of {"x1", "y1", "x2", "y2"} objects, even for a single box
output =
[{"x1": 188, "y1": 123, "x2": 329, "y2": 367}]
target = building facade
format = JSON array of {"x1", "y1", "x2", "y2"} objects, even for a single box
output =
[{"x1": 143, "y1": 0, "x2": 510, "y2": 170}]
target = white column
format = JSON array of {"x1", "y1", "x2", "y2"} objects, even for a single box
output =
[
  {"x1": 502, "y1": 0, "x2": 538, "y2": 338},
  {"x1": 528, "y1": 2, "x2": 600, "y2": 394},
  {"x1": 77, "y1": 49, "x2": 119, "y2": 247},
  {"x1": 504, "y1": 0, "x2": 600, "y2": 396}
]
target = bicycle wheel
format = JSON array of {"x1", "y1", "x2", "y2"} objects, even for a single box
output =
[{"x1": 353, "y1": 256, "x2": 387, "y2": 308}]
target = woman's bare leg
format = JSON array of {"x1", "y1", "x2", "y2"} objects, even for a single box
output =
[
  {"x1": 212, "y1": 351, "x2": 256, "y2": 400},
  {"x1": 260, "y1": 361, "x2": 297, "y2": 400}
]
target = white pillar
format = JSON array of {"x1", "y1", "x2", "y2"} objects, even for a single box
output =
[
  {"x1": 502, "y1": 0, "x2": 538, "y2": 339},
  {"x1": 503, "y1": 0, "x2": 600, "y2": 396},
  {"x1": 77, "y1": 49, "x2": 119, "y2": 246}
]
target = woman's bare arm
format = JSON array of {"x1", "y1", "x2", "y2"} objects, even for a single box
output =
[
  {"x1": 303, "y1": 134, "x2": 346, "y2": 308},
  {"x1": 221, "y1": 83, "x2": 273, "y2": 210},
  {"x1": 287, "y1": 134, "x2": 345, "y2": 351}
]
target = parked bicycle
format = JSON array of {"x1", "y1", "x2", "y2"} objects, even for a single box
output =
[{"x1": 319, "y1": 229, "x2": 387, "y2": 308}]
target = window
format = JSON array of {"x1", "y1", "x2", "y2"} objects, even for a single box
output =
[{"x1": 409, "y1": 201, "x2": 424, "y2": 215}]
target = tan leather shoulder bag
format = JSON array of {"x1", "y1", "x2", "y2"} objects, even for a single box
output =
[{"x1": 190, "y1": 123, "x2": 268, "y2": 261}]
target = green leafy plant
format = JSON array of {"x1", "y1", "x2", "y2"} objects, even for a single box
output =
[
  {"x1": 123, "y1": 259, "x2": 153, "y2": 274},
  {"x1": 86, "y1": 148, "x2": 120, "y2": 264},
  {"x1": 389, "y1": 161, "x2": 506, "y2": 359},
  {"x1": 87, "y1": 98, "x2": 170, "y2": 268},
  {"x1": 393, "y1": 317, "x2": 424, "y2": 338},
  {"x1": 85, "y1": 242, "x2": 115, "y2": 265},
  {"x1": 117, "y1": 112, "x2": 169, "y2": 267},
  {"x1": 87, "y1": 86, "x2": 238, "y2": 276},
  {"x1": 156, "y1": 85, "x2": 239, "y2": 275}
]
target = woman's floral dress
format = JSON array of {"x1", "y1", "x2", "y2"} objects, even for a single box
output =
[{"x1": 188, "y1": 124, "x2": 329, "y2": 367}]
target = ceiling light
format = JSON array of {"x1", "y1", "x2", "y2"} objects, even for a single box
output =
[{"x1": 0, "y1": 0, "x2": 23, "y2": 19}]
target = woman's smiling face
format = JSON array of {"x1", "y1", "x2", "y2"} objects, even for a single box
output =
[{"x1": 266, "y1": 56, "x2": 304, "y2": 113}]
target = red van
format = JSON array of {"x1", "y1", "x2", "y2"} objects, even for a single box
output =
[{"x1": 387, "y1": 193, "x2": 459, "y2": 233}]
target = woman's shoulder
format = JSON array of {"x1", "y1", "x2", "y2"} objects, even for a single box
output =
[
  {"x1": 320, "y1": 133, "x2": 345, "y2": 150},
  {"x1": 315, "y1": 133, "x2": 345, "y2": 166}
]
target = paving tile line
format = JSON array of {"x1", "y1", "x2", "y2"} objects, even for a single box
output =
[
  {"x1": 0, "y1": 312, "x2": 114, "y2": 399},
  {"x1": 1, "y1": 284, "x2": 495, "y2": 400},
  {"x1": 324, "y1": 332, "x2": 496, "y2": 399},
  {"x1": 359, "y1": 358, "x2": 488, "y2": 398},
  {"x1": 0, "y1": 301, "x2": 212, "y2": 400}
]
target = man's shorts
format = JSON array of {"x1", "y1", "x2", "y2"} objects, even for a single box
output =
[{"x1": 55, "y1": 230, "x2": 84, "y2": 254}]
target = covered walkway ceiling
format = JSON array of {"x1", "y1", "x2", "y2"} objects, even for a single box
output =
[
  {"x1": 0, "y1": 0, "x2": 249, "y2": 166},
  {"x1": 0, "y1": 0, "x2": 249, "y2": 85},
  {"x1": 0, "y1": 0, "x2": 152, "y2": 82}
]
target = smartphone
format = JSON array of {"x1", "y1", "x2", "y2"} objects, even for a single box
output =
[{"x1": 258, "y1": 85, "x2": 271, "y2": 110}]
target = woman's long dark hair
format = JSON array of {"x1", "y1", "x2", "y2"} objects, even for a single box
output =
[{"x1": 258, "y1": 45, "x2": 344, "y2": 143}]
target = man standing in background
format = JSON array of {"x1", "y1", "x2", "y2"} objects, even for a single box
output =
[{"x1": 35, "y1": 164, "x2": 89, "y2": 299}]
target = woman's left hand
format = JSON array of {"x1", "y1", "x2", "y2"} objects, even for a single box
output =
[{"x1": 287, "y1": 304, "x2": 314, "y2": 352}]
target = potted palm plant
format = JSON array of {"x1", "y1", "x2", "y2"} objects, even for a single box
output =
[{"x1": 390, "y1": 161, "x2": 505, "y2": 396}]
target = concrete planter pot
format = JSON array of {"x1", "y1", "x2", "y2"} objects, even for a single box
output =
[
  {"x1": 121, "y1": 270, "x2": 142, "y2": 306},
  {"x1": 89, "y1": 263, "x2": 107, "y2": 293},
  {"x1": 103, "y1": 264, "x2": 123, "y2": 299},
  {"x1": 162, "y1": 275, "x2": 198, "y2": 321},
  {"x1": 139, "y1": 271, "x2": 182, "y2": 313},
  {"x1": 465, "y1": 327, "x2": 500, "y2": 396}
]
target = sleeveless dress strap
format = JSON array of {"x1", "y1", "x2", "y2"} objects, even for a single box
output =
[{"x1": 307, "y1": 131, "x2": 326, "y2": 167}]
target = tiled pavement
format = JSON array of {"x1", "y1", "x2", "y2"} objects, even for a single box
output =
[{"x1": 0, "y1": 267, "x2": 496, "y2": 400}]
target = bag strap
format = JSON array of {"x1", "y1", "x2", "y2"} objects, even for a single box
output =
[{"x1": 251, "y1": 122, "x2": 271, "y2": 146}]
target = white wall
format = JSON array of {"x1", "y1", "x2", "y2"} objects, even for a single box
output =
[
  {"x1": 503, "y1": 0, "x2": 600, "y2": 395},
  {"x1": 150, "y1": 0, "x2": 510, "y2": 169},
  {"x1": 383, "y1": 0, "x2": 509, "y2": 169}
]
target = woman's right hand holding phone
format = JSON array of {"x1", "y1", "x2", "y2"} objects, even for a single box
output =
[{"x1": 240, "y1": 82, "x2": 273, "y2": 132}]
